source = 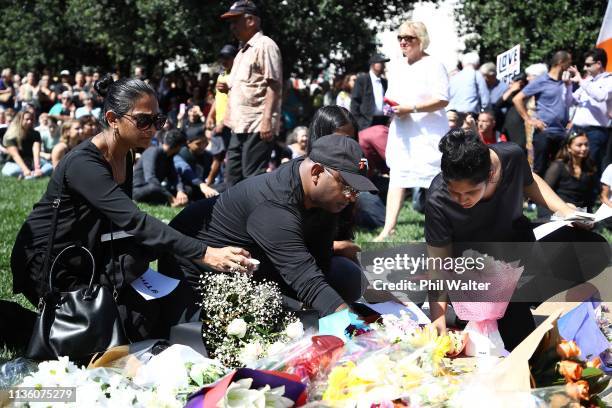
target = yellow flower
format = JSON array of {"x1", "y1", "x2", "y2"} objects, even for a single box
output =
[
  {"x1": 322, "y1": 361, "x2": 372, "y2": 404},
  {"x1": 408, "y1": 325, "x2": 439, "y2": 348}
]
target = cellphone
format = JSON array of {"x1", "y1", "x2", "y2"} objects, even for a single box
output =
[
  {"x1": 179, "y1": 103, "x2": 186, "y2": 114},
  {"x1": 384, "y1": 97, "x2": 399, "y2": 107},
  {"x1": 562, "y1": 71, "x2": 570, "y2": 81}
]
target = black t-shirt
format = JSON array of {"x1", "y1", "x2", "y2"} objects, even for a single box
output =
[
  {"x1": 544, "y1": 160, "x2": 596, "y2": 210},
  {"x1": 425, "y1": 142, "x2": 534, "y2": 246},
  {"x1": 203, "y1": 158, "x2": 342, "y2": 316},
  {"x1": 3, "y1": 129, "x2": 41, "y2": 168},
  {"x1": 12, "y1": 140, "x2": 205, "y2": 295}
]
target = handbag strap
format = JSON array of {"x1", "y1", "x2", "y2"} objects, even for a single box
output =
[
  {"x1": 48, "y1": 245, "x2": 97, "y2": 296},
  {"x1": 40, "y1": 152, "x2": 72, "y2": 297}
]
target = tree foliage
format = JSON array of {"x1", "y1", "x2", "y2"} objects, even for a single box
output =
[
  {"x1": 0, "y1": 0, "x2": 414, "y2": 77},
  {"x1": 455, "y1": 0, "x2": 608, "y2": 66}
]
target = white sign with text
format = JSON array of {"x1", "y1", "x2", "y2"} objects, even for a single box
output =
[{"x1": 496, "y1": 44, "x2": 521, "y2": 84}]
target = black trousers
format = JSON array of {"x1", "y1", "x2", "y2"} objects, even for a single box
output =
[
  {"x1": 532, "y1": 130, "x2": 565, "y2": 176},
  {"x1": 133, "y1": 183, "x2": 171, "y2": 205},
  {"x1": 226, "y1": 131, "x2": 273, "y2": 187}
]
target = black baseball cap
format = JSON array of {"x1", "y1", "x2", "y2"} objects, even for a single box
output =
[
  {"x1": 221, "y1": 0, "x2": 259, "y2": 19},
  {"x1": 219, "y1": 44, "x2": 238, "y2": 58},
  {"x1": 185, "y1": 125, "x2": 205, "y2": 142},
  {"x1": 309, "y1": 134, "x2": 378, "y2": 192},
  {"x1": 369, "y1": 53, "x2": 390, "y2": 65}
]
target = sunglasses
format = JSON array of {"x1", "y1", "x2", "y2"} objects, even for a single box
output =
[
  {"x1": 123, "y1": 113, "x2": 167, "y2": 130},
  {"x1": 324, "y1": 168, "x2": 359, "y2": 198},
  {"x1": 397, "y1": 35, "x2": 418, "y2": 43}
]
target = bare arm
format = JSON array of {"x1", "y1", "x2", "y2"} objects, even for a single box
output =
[
  {"x1": 524, "y1": 172, "x2": 574, "y2": 217},
  {"x1": 513, "y1": 91, "x2": 545, "y2": 131},
  {"x1": 6, "y1": 146, "x2": 32, "y2": 175},
  {"x1": 427, "y1": 243, "x2": 452, "y2": 334},
  {"x1": 393, "y1": 98, "x2": 449, "y2": 116},
  {"x1": 601, "y1": 184, "x2": 612, "y2": 207},
  {"x1": 32, "y1": 141, "x2": 41, "y2": 170},
  {"x1": 260, "y1": 80, "x2": 281, "y2": 141}
]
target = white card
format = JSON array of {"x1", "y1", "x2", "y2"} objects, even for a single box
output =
[
  {"x1": 365, "y1": 300, "x2": 431, "y2": 324},
  {"x1": 131, "y1": 268, "x2": 180, "y2": 301}
]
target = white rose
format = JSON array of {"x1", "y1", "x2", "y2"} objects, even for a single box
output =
[
  {"x1": 285, "y1": 321, "x2": 304, "y2": 340},
  {"x1": 226, "y1": 318, "x2": 247, "y2": 338},
  {"x1": 238, "y1": 341, "x2": 263, "y2": 365}
]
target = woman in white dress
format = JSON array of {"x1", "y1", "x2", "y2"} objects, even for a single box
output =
[{"x1": 375, "y1": 21, "x2": 449, "y2": 241}]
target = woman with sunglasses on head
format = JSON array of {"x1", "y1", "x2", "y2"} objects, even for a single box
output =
[
  {"x1": 541, "y1": 130, "x2": 598, "y2": 217},
  {"x1": 11, "y1": 76, "x2": 253, "y2": 341},
  {"x1": 375, "y1": 21, "x2": 450, "y2": 241}
]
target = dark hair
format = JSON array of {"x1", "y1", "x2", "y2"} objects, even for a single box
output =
[
  {"x1": 550, "y1": 50, "x2": 571, "y2": 68},
  {"x1": 584, "y1": 48, "x2": 608, "y2": 70},
  {"x1": 93, "y1": 75, "x2": 156, "y2": 129},
  {"x1": 307, "y1": 106, "x2": 358, "y2": 153},
  {"x1": 439, "y1": 128, "x2": 491, "y2": 184},
  {"x1": 163, "y1": 129, "x2": 186, "y2": 149},
  {"x1": 556, "y1": 130, "x2": 596, "y2": 177},
  {"x1": 78, "y1": 114, "x2": 98, "y2": 127}
]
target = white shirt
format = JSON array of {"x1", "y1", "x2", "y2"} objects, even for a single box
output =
[
  {"x1": 572, "y1": 72, "x2": 612, "y2": 128},
  {"x1": 369, "y1": 70, "x2": 384, "y2": 115}
]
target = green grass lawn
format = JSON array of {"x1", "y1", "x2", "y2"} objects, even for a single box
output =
[{"x1": 1, "y1": 176, "x2": 610, "y2": 364}]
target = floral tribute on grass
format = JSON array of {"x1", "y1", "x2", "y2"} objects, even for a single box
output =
[{"x1": 198, "y1": 272, "x2": 303, "y2": 368}]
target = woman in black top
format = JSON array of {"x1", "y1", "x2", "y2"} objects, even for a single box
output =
[
  {"x1": 11, "y1": 76, "x2": 252, "y2": 340},
  {"x1": 544, "y1": 131, "x2": 597, "y2": 213},
  {"x1": 424, "y1": 129, "x2": 602, "y2": 350}
]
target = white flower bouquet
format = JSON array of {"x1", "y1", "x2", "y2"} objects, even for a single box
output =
[{"x1": 199, "y1": 272, "x2": 301, "y2": 368}]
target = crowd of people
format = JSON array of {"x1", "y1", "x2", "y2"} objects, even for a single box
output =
[{"x1": 1, "y1": 0, "x2": 610, "y2": 355}]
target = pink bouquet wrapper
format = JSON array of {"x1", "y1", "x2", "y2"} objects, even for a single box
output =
[{"x1": 443, "y1": 253, "x2": 524, "y2": 356}]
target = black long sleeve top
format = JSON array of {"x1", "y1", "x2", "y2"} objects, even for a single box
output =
[
  {"x1": 133, "y1": 146, "x2": 184, "y2": 198},
  {"x1": 12, "y1": 140, "x2": 205, "y2": 295}
]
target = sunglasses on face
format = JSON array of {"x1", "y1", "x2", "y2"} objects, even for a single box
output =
[
  {"x1": 324, "y1": 167, "x2": 359, "y2": 198},
  {"x1": 397, "y1": 35, "x2": 418, "y2": 43},
  {"x1": 123, "y1": 113, "x2": 167, "y2": 130}
]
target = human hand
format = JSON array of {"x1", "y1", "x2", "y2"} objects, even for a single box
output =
[
  {"x1": 175, "y1": 191, "x2": 189, "y2": 206},
  {"x1": 260, "y1": 119, "x2": 274, "y2": 141},
  {"x1": 216, "y1": 81, "x2": 229, "y2": 94},
  {"x1": 391, "y1": 105, "x2": 412, "y2": 117},
  {"x1": 32, "y1": 169, "x2": 43, "y2": 177},
  {"x1": 529, "y1": 118, "x2": 546, "y2": 131},
  {"x1": 205, "y1": 117, "x2": 215, "y2": 130},
  {"x1": 200, "y1": 184, "x2": 219, "y2": 198},
  {"x1": 202, "y1": 246, "x2": 253, "y2": 273},
  {"x1": 509, "y1": 80, "x2": 523, "y2": 92},
  {"x1": 333, "y1": 240, "x2": 361, "y2": 260},
  {"x1": 567, "y1": 66, "x2": 582, "y2": 83}
]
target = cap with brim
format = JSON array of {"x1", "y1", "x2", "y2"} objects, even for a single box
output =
[
  {"x1": 308, "y1": 134, "x2": 378, "y2": 193},
  {"x1": 221, "y1": 0, "x2": 259, "y2": 19},
  {"x1": 219, "y1": 44, "x2": 238, "y2": 58},
  {"x1": 369, "y1": 53, "x2": 390, "y2": 65}
]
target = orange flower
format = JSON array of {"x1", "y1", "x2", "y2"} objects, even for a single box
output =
[
  {"x1": 556, "y1": 340, "x2": 581, "y2": 359},
  {"x1": 565, "y1": 380, "x2": 589, "y2": 401},
  {"x1": 586, "y1": 356, "x2": 602, "y2": 368},
  {"x1": 558, "y1": 360, "x2": 583, "y2": 382}
]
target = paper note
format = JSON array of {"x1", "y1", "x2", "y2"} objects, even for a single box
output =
[
  {"x1": 131, "y1": 268, "x2": 180, "y2": 301},
  {"x1": 533, "y1": 220, "x2": 571, "y2": 241},
  {"x1": 365, "y1": 301, "x2": 431, "y2": 324},
  {"x1": 594, "y1": 203, "x2": 612, "y2": 223}
]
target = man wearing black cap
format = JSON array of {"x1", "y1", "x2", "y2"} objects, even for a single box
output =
[
  {"x1": 220, "y1": 0, "x2": 283, "y2": 186},
  {"x1": 162, "y1": 135, "x2": 377, "y2": 316},
  {"x1": 350, "y1": 53, "x2": 390, "y2": 131}
]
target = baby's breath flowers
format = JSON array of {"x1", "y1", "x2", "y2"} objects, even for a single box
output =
[{"x1": 199, "y1": 272, "x2": 303, "y2": 367}]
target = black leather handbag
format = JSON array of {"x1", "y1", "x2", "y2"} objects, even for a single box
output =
[{"x1": 25, "y1": 153, "x2": 127, "y2": 361}]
